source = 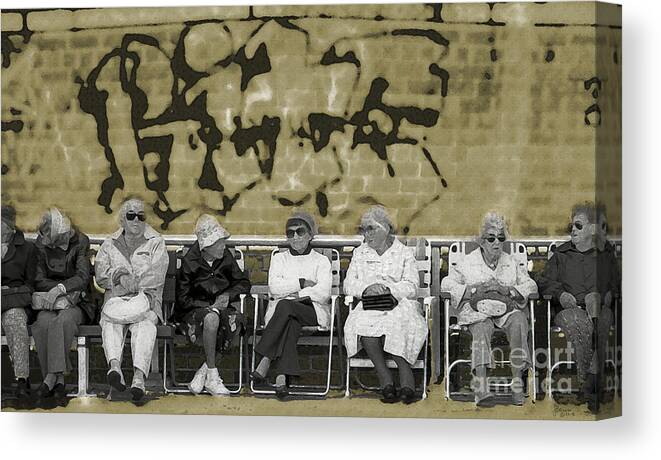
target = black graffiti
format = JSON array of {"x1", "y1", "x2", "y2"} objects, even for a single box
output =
[
  {"x1": 584, "y1": 77, "x2": 602, "y2": 126},
  {"x1": 70, "y1": 19, "x2": 451, "y2": 230}
]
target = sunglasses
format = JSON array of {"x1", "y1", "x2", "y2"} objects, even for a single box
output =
[
  {"x1": 126, "y1": 212, "x2": 146, "y2": 222},
  {"x1": 286, "y1": 228, "x2": 308, "y2": 238},
  {"x1": 359, "y1": 225, "x2": 384, "y2": 235},
  {"x1": 484, "y1": 235, "x2": 506, "y2": 243},
  {"x1": 572, "y1": 221, "x2": 584, "y2": 230}
]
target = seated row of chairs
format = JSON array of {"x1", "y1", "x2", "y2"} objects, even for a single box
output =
[{"x1": 3, "y1": 235, "x2": 620, "y2": 402}]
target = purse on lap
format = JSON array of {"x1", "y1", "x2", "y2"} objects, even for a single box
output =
[
  {"x1": 361, "y1": 293, "x2": 398, "y2": 311},
  {"x1": 101, "y1": 291, "x2": 151, "y2": 324},
  {"x1": 32, "y1": 291, "x2": 81, "y2": 311},
  {"x1": 469, "y1": 290, "x2": 515, "y2": 317}
]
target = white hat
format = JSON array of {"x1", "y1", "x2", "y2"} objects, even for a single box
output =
[{"x1": 195, "y1": 214, "x2": 230, "y2": 250}]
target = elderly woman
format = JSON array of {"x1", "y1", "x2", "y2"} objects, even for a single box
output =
[
  {"x1": 538, "y1": 202, "x2": 620, "y2": 413},
  {"x1": 31, "y1": 208, "x2": 94, "y2": 398},
  {"x1": 441, "y1": 213, "x2": 537, "y2": 407},
  {"x1": 251, "y1": 211, "x2": 332, "y2": 399},
  {"x1": 343, "y1": 206, "x2": 426, "y2": 404},
  {"x1": 175, "y1": 214, "x2": 250, "y2": 396},
  {"x1": 1, "y1": 205, "x2": 36, "y2": 398},
  {"x1": 95, "y1": 198, "x2": 169, "y2": 400}
]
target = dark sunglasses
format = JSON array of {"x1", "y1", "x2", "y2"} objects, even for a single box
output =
[
  {"x1": 484, "y1": 235, "x2": 506, "y2": 243},
  {"x1": 126, "y1": 212, "x2": 146, "y2": 222},
  {"x1": 358, "y1": 225, "x2": 381, "y2": 235},
  {"x1": 572, "y1": 221, "x2": 583, "y2": 230},
  {"x1": 286, "y1": 227, "x2": 308, "y2": 238}
]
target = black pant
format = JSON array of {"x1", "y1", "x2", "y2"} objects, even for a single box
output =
[{"x1": 255, "y1": 299, "x2": 317, "y2": 376}]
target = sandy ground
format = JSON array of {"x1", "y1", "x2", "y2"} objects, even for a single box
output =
[{"x1": 2, "y1": 383, "x2": 621, "y2": 420}]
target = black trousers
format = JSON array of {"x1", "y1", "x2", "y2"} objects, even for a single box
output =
[{"x1": 255, "y1": 299, "x2": 317, "y2": 376}]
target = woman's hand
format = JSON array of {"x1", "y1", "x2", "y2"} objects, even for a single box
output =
[
  {"x1": 301, "y1": 279, "x2": 316, "y2": 288},
  {"x1": 363, "y1": 283, "x2": 390, "y2": 297},
  {"x1": 212, "y1": 294, "x2": 230, "y2": 310},
  {"x1": 119, "y1": 274, "x2": 139, "y2": 294},
  {"x1": 44, "y1": 285, "x2": 64, "y2": 309},
  {"x1": 112, "y1": 267, "x2": 130, "y2": 285}
]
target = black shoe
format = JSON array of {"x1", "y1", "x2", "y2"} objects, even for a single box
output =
[
  {"x1": 250, "y1": 370, "x2": 266, "y2": 384},
  {"x1": 380, "y1": 384, "x2": 398, "y2": 404},
  {"x1": 52, "y1": 383, "x2": 66, "y2": 398},
  {"x1": 107, "y1": 370, "x2": 126, "y2": 392},
  {"x1": 476, "y1": 394, "x2": 497, "y2": 408},
  {"x1": 130, "y1": 386, "x2": 145, "y2": 401},
  {"x1": 15, "y1": 378, "x2": 31, "y2": 398},
  {"x1": 275, "y1": 385, "x2": 289, "y2": 401},
  {"x1": 36, "y1": 382, "x2": 54, "y2": 398},
  {"x1": 399, "y1": 386, "x2": 419, "y2": 405}
]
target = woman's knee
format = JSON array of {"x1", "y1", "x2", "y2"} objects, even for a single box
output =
[
  {"x1": 203, "y1": 311, "x2": 220, "y2": 330},
  {"x1": 1, "y1": 308, "x2": 28, "y2": 328},
  {"x1": 276, "y1": 300, "x2": 296, "y2": 316},
  {"x1": 508, "y1": 311, "x2": 529, "y2": 331}
]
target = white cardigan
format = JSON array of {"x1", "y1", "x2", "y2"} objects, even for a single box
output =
[{"x1": 265, "y1": 249, "x2": 332, "y2": 328}]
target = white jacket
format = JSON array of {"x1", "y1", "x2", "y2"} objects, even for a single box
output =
[{"x1": 265, "y1": 249, "x2": 332, "y2": 328}]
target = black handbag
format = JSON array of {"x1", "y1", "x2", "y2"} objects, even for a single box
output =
[{"x1": 361, "y1": 293, "x2": 397, "y2": 311}]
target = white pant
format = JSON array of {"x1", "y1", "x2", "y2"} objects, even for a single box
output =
[{"x1": 100, "y1": 314, "x2": 157, "y2": 376}]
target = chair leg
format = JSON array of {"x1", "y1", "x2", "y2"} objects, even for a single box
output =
[
  {"x1": 547, "y1": 300, "x2": 553, "y2": 399},
  {"x1": 444, "y1": 299, "x2": 450, "y2": 400},
  {"x1": 74, "y1": 336, "x2": 93, "y2": 397}
]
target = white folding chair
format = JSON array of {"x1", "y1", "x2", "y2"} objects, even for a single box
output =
[
  {"x1": 442, "y1": 241, "x2": 538, "y2": 402},
  {"x1": 545, "y1": 242, "x2": 619, "y2": 399},
  {"x1": 343, "y1": 237, "x2": 433, "y2": 400},
  {"x1": 162, "y1": 247, "x2": 248, "y2": 395},
  {"x1": 250, "y1": 247, "x2": 341, "y2": 397}
]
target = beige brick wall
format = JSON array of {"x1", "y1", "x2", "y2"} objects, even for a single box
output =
[{"x1": 0, "y1": 2, "x2": 621, "y2": 238}]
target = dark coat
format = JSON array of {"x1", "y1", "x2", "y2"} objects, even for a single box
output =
[
  {"x1": 537, "y1": 240, "x2": 621, "y2": 308},
  {"x1": 175, "y1": 243, "x2": 251, "y2": 322},
  {"x1": 34, "y1": 230, "x2": 96, "y2": 323},
  {"x1": 1, "y1": 230, "x2": 37, "y2": 313}
]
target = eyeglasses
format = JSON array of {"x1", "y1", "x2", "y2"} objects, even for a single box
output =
[
  {"x1": 286, "y1": 228, "x2": 308, "y2": 238},
  {"x1": 126, "y1": 212, "x2": 146, "y2": 222},
  {"x1": 484, "y1": 235, "x2": 506, "y2": 243},
  {"x1": 359, "y1": 225, "x2": 383, "y2": 235},
  {"x1": 572, "y1": 221, "x2": 583, "y2": 230}
]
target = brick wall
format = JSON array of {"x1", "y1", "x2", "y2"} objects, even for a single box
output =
[{"x1": 1, "y1": 2, "x2": 621, "y2": 238}]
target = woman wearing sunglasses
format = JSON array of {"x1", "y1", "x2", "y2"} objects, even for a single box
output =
[
  {"x1": 251, "y1": 211, "x2": 331, "y2": 399},
  {"x1": 538, "y1": 202, "x2": 620, "y2": 413},
  {"x1": 94, "y1": 198, "x2": 169, "y2": 400},
  {"x1": 31, "y1": 208, "x2": 94, "y2": 398},
  {"x1": 441, "y1": 212, "x2": 537, "y2": 407},
  {"x1": 343, "y1": 206, "x2": 427, "y2": 404}
]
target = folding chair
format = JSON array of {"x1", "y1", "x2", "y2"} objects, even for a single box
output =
[
  {"x1": 162, "y1": 247, "x2": 248, "y2": 394},
  {"x1": 441, "y1": 241, "x2": 538, "y2": 401},
  {"x1": 343, "y1": 237, "x2": 433, "y2": 400},
  {"x1": 249, "y1": 247, "x2": 342, "y2": 397},
  {"x1": 545, "y1": 242, "x2": 619, "y2": 399}
]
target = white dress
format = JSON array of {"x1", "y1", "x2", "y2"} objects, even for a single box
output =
[
  {"x1": 440, "y1": 249, "x2": 538, "y2": 327},
  {"x1": 343, "y1": 239, "x2": 427, "y2": 365}
]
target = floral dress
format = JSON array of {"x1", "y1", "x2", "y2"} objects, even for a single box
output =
[{"x1": 343, "y1": 239, "x2": 427, "y2": 365}]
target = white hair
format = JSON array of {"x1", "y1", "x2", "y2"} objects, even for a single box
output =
[
  {"x1": 361, "y1": 205, "x2": 395, "y2": 234},
  {"x1": 479, "y1": 212, "x2": 508, "y2": 238}
]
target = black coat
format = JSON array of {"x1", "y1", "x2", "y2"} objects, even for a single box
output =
[
  {"x1": 537, "y1": 240, "x2": 621, "y2": 308},
  {"x1": 175, "y1": 243, "x2": 251, "y2": 322},
  {"x1": 1, "y1": 230, "x2": 36, "y2": 313},
  {"x1": 34, "y1": 230, "x2": 96, "y2": 323}
]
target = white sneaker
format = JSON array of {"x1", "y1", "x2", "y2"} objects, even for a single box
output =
[
  {"x1": 187, "y1": 363, "x2": 208, "y2": 394},
  {"x1": 204, "y1": 368, "x2": 230, "y2": 396}
]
